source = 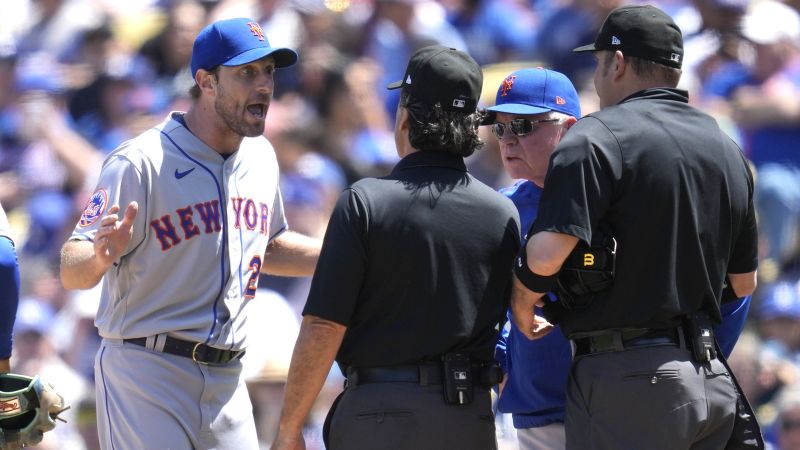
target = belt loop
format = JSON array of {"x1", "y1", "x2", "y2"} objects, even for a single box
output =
[
  {"x1": 346, "y1": 367, "x2": 359, "y2": 387},
  {"x1": 612, "y1": 331, "x2": 625, "y2": 351},
  {"x1": 232, "y1": 349, "x2": 245, "y2": 362},
  {"x1": 154, "y1": 334, "x2": 167, "y2": 353},
  {"x1": 676, "y1": 326, "x2": 686, "y2": 350},
  {"x1": 144, "y1": 335, "x2": 156, "y2": 351},
  {"x1": 419, "y1": 365, "x2": 429, "y2": 386}
]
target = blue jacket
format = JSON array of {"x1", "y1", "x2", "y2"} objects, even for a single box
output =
[{"x1": 495, "y1": 180, "x2": 752, "y2": 429}]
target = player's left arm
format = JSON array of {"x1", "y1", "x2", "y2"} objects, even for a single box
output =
[
  {"x1": 272, "y1": 314, "x2": 346, "y2": 450},
  {"x1": 0, "y1": 236, "x2": 19, "y2": 373},
  {"x1": 261, "y1": 231, "x2": 321, "y2": 277}
]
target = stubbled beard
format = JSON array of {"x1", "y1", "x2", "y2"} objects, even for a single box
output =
[{"x1": 214, "y1": 85, "x2": 268, "y2": 138}]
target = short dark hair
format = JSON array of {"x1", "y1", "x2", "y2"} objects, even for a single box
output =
[
  {"x1": 628, "y1": 56, "x2": 681, "y2": 87},
  {"x1": 188, "y1": 67, "x2": 219, "y2": 99},
  {"x1": 603, "y1": 52, "x2": 681, "y2": 87},
  {"x1": 400, "y1": 90, "x2": 486, "y2": 157}
]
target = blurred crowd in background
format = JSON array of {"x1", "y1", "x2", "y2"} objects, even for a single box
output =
[{"x1": 1, "y1": 0, "x2": 800, "y2": 448}]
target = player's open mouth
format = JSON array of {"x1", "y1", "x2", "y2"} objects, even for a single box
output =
[{"x1": 246, "y1": 104, "x2": 266, "y2": 119}]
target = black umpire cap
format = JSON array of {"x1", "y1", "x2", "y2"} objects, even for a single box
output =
[
  {"x1": 574, "y1": 5, "x2": 684, "y2": 69},
  {"x1": 388, "y1": 45, "x2": 483, "y2": 113}
]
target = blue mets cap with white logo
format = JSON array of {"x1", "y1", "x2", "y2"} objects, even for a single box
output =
[
  {"x1": 487, "y1": 68, "x2": 581, "y2": 119},
  {"x1": 190, "y1": 18, "x2": 298, "y2": 78}
]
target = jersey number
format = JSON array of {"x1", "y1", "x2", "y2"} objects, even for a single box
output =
[{"x1": 245, "y1": 255, "x2": 262, "y2": 299}]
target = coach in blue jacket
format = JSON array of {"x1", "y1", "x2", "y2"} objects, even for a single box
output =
[{"x1": 488, "y1": 67, "x2": 752, "y2": 450}]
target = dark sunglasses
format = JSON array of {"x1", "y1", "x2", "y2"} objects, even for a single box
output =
[{"x1": 492, "y1": 118, "x2": 560, "y2": 139}]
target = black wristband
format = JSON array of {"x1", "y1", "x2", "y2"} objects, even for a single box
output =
[
  {"x1": 514, "y1": 249, "x2": 559, "y2": 293},
  {"x1": 721, "y1": 275, "x2": 739, "y2": 304}
]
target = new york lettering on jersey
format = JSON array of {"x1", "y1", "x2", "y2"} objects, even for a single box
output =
[{"x1": 150, "y1": 197, "x2": 273, "y2": 251}]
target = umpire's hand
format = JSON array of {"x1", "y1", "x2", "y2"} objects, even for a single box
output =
[
  {"x1": 510, "y1": 276, "x2": 552, "y2": 340},
  {"x1": 271, "y1": 434, "x2": 306, "y2": 450}
]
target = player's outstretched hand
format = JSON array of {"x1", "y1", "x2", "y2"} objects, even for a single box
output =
[{"x1": 94, "y1": 201, "x2": 138, "y2": 268}]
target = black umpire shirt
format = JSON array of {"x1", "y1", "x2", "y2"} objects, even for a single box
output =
[
  {"x1": 303, "y1": 150, "x2": 520, "y2": 371},
  {"x1": 531, "y1": 88, "x2": 758, "y2": 336}
]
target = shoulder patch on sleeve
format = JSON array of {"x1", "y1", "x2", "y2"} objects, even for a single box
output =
[{"x1": 78, "y1": 188, "x2": 108, "y2": 228}]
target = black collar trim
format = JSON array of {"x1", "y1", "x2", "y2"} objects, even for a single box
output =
[
  {"x1": 619, "y1": 88, "x2": 689, "y2": 105},
  {"x1": 391, "y1": 151, "x2": 467, "y2": 174}
]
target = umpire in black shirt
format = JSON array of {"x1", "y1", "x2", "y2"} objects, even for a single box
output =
[
  {"x1": 511, "y1": 5, "x2": 760, "y2": 450},
  {"x1": 272, "y1": 45, "x2": 521, "y2": 450}
]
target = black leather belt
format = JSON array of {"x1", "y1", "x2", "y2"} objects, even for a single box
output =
[
  {"x1": 346, "y1": 364, "x2": 443, "y2": 386},
  {"x1": 124, "y1": 336, "x2": 245, "y2": 365},
  {"x1": 571, "y1": 327, "x2": 682, "y2": 357},
  {"x1": 346, "y1": 362, "x2": 501, "y2": 387}
]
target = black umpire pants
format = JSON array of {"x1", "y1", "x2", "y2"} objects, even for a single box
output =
[
  {"x1": 565, "y1": 345, "x2": 737, "y2": 450},
  {"x1": 326, "y1": 381, "x2": 497, "y2": 450}
]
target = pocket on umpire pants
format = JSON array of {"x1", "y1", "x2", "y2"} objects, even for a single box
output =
[
  {"x1": 355, "y1": 409, "x2": 415, "y2": 423},
  {"x1": 327, "y1": 384, "x2": 422, "y2": 450},
  {"x1": 329, "y1": 382, "x2": 496, "y2": 450}
]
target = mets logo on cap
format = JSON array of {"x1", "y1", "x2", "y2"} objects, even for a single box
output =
[
  {"x1": 500, "y1": 75, "x2": 516, "y2": 97},
  {"x1": 79, "y1": 188, "x2": 108, "y2": 228},
  {"x1": 247, "y1": 22, "x2": 265, "y2": 41}
]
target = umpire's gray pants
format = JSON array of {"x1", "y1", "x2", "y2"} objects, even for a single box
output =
[
  {"x1": 565, "y1": 345, "x2": 737, "y2": 450},
  {"x1": 327, "y1": 382, "x2": 497, "y2": 450}
]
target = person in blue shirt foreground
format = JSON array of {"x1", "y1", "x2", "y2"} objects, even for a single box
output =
[
  {"x1": 0, "y1": 203, "x2": 20, "y2": 374},
  {"x1": 488, "y1": 67, "x2": 753, "y2": 450}
]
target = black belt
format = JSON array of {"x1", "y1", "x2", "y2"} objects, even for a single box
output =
[
  {"x1": 124, "y1": 336, "x2": 245, "y2": 365},
  {"x1": 346, "y1": 362, "x2": 501, "y2": 387},
  {"x1": 571, "y1": 327, "x2": 683, "y2": 357},
  {"x1": 346, "y1": 364, "x2": 443, "y2": 387}
]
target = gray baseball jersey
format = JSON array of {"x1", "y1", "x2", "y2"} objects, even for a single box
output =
[{"x1": 70, "y1": 112, "x2": 286, "y2": 350}]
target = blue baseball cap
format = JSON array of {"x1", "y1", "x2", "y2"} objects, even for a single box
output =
[
  {"x1": 190, "y1": 18, "x2": 298, "y2": 78},
  {"x1": 487, "y1": 68, "x2": 580, "y2": 119}
]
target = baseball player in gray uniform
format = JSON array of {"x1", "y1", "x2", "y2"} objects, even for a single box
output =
[{"x1": 59, "y1": 18, "x2": 321, "y2": 450}]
